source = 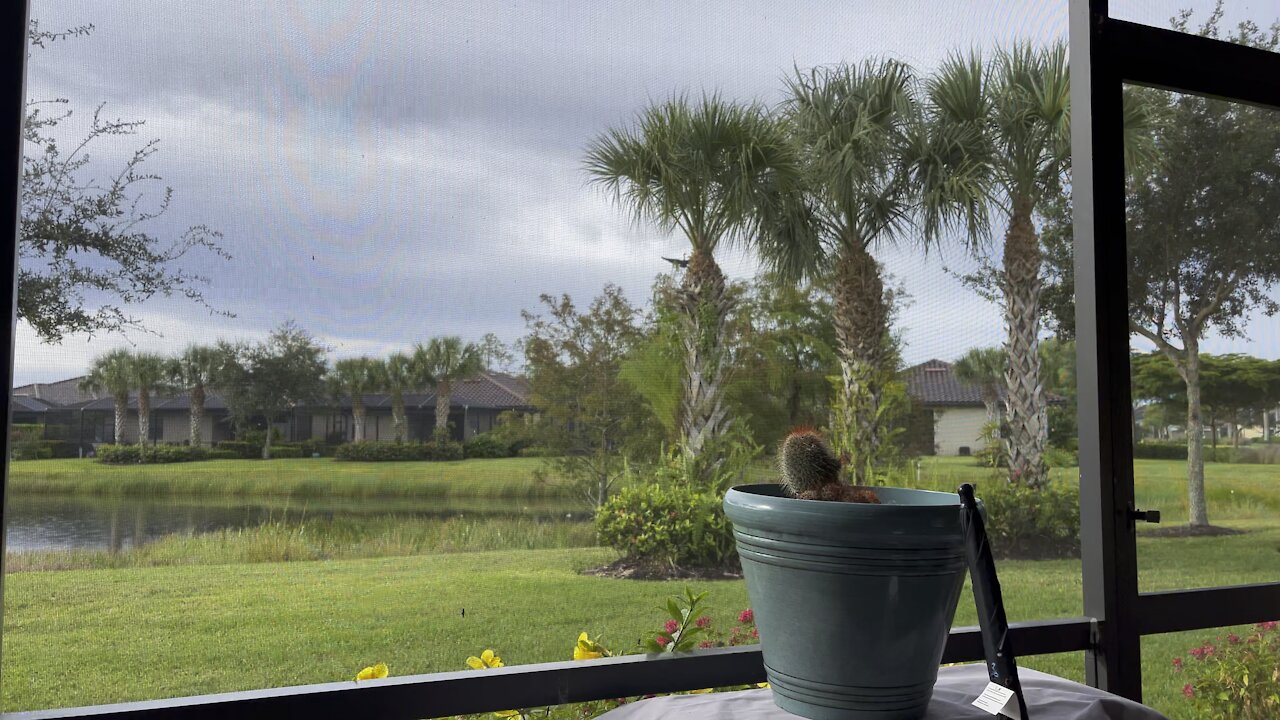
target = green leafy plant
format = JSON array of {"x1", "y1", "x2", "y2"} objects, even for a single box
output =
[
  {"x1": 974, "y1": 479, "x2": 1080, "y2": 559},
  {"x1": 1176, "y1": 622, "x2": 1280, "y2": 720},
  {"x1": 596, "y1": 483, "x2": 736, "y2": 569},
  {"x1": 643, "y1": 588, "x2": 712, "y2": 653},
  {"x1": 973, "y1": 421, "x2": 1010, "y2": 469},
  {"x1": 464, "y1": 433, "x2": 514, "y2": 459}
]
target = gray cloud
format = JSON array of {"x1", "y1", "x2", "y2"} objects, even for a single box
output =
[{"x1": 18, "y1": 0, "x2": 1274, "y2": 388}]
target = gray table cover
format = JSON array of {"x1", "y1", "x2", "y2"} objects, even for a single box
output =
[{"x1": 596, "y1": 665, "x2": 1169, "y2": 720}]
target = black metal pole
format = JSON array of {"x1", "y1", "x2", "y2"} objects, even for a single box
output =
[
  {"x1": 1069, "y1": 0, "x2": 1144, "y2": 700},
  {"x1": 0, "y1": 0, "x2": 31, "y2": 701}
]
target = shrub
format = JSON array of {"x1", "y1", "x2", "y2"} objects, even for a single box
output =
[
  {"x1": 295, "y1": 439, "x2": 336, "y2": 458},
  {"x1": 517, "y1": 446, "x2": 557, "y2": 458},
  {"x1": 1176, "y1": 622, "x2": 1280, "y2": 719},
  {"x1": 11, "y1": 439, "x2": 79, "y2": 460},
  {"x1": 1132, "y1": 441, "x2": 1264, "y2": 463},
  {"x1": 97, "y1": 444, "x2": 214, "y2": 464},
  {"x1": 1043, "y1": 446, "x2": 1079, "y2": 469},
  {"x1": 206, "y1": 449, "x2": 240, "y2": 460},
  {"x1": 334, "y1": 442, "x2": 431, "y2": 462},
  {"x1": 596, "y1": 482, "x2": 737, "y2": 569},
  {"x1": 269, "y1": 446, "x2": 303, "y2": 459},
  {"x1": 973, "y1": 421, "x2": 1009, "y2": 469},
  {"x1": 463, "y1": 433, "x2": 512, "y2": 459},
  {"x1": 215, "y1": 441, "x2": 261, "y2": 459},
  {"x1": 10, "y1": 423, "x2": 44, "y2": 443},
  {"x1": 429, "y1": 440, "x2": 464, "y2": 461},
  {"x1": 974, "y1": 479, "x2": 1080, "y2": 560}
]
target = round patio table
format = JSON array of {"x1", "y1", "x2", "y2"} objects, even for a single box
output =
[{"x1": 594, "y1": 664, "x2": 1169, "y2": 720}]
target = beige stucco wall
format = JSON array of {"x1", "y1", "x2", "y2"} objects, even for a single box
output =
[{"x1": 933, "y1": 407, "x2": 989, "y2": 456}]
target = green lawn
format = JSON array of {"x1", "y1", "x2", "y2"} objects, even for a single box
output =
[
  {"x1": 6, "y1": 457, "x2": 564, "y2": 499},
  {"x1": 5, "y1": 525, "x2": 1279, "y2": 716},
  {"x1": 3, "y1": 455, "x2": 1276, "y2": 716}
]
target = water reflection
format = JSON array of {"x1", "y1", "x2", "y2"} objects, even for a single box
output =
[{"x1": 5, "y1": 495, "x2": 586, "y2": 553}]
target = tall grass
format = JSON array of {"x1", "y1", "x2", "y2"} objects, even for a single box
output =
[
  {"x1": 6, "y1": 515, "x2": 597, "y2": 573},
  {"x1": 7, "y1": 457, "x2": 569, "y2": 500}
]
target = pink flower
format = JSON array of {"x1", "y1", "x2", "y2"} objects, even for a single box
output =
[
  {"x1": 1258, "y1": 620, "x2": 1278, "y2": 631},
  {"x1": 738, "y1": 609, "x2": 754, "y2": 624},
  {"x1": 664, "y1": 619, "x2": 680, "y2": 634},
  {"x1": 1227, "y1": 634, "x2": 1240, "y2": 645},
  {"x1": 1172, "y1": 658, "x2": 1183, "y2": 670},
  {"x1": 655, "y1": 635, "x2": 670, "y2": 648},
  {"x1": 1182, "y1": 684, "x2": 1194, "y2": 699},
  {"x1": 750, "y1": 628, "x2": 759, "y2": 639},
  {"x1": 698, "y1": 641, "x2": 714, "y2": 649},
  {"x1": 695, "y1": 616, "x2": 712, "y2": 628}
]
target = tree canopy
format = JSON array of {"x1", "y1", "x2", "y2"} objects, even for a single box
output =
[{"x1": 20, "y1": 21, "x2": 229, "y2": 343}]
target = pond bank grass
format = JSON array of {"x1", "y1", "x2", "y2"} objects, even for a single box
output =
[
  {"x1": 6, "y1": 515, "x2": 597, "y2": 572},
  {"x1": 7, "y1": 457, "x2": 568, "y2": 500}
]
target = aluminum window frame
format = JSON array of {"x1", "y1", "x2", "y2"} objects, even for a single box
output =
[{"x1": 0, "y1": 0, "x2": 1277, "y2": 716}]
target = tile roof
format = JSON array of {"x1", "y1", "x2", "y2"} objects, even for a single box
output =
[
  {"x1": 903, "y1": 360, "x2": 989, "y2": 407},
  {"x1": 903, "y1": 359, "x2": 1064, "y2": 407},
  {"x1": 11, "y1": 395, "x2": 52, "y2": 413},
  {"x1": 12, "y1": 376, "x2": 99, "y2": 406},
  {"x1": 18, "y1": 372, "x2": 531, "y2": 413}
]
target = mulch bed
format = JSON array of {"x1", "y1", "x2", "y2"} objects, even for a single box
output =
[
  {"x1": 1140, "y1": 524, "x2": 1246, "y2": 538},
  {"x1": 583, "y1": 558, "x2": 742, "y2": 581}
]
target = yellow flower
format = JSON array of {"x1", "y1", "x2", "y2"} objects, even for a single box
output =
[
  {"x1": 466, "y1": 649, "x2": 505, "y2": 670},
  {"x1": 354, "y1": 662, "x2": 389, "y2": 681},
  {"x1": 756, "y1": 682, "x2": 771, "y2": 689},
  {"x1": 687, "y1": 688, "x2": 713, "y2": 695},
  {"x1": 493, "y1": 710, "x2": 523, "y2": 719},
  {"x1": 574, "y1": 632, "x2": 610, "y2": 661}
]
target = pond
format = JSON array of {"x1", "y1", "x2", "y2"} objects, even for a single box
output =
[{"x1": 5, "y1": 494, "x2": 590, "y2": 553}]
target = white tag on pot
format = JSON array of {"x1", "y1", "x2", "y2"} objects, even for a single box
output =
[{"x1": 972, "y1": 681, "x2": 1021, "y2": 718}]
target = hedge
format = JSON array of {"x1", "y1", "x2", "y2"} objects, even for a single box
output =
[
  {"x1": 463, "y1": 433, "x2": 513, "y2": 459},
  {"x1": 333, "y1": 441, "x2": 464, "y2": 462},
  {"x1": 97, "y1": 445, "x2": 213, "y2": 464},
  {"x1": 11, "y1": 440, "x2": 79, "y2": 460},
  {"x1": 1133, "y1": 441, "x2": 1267, "y2": 463}
]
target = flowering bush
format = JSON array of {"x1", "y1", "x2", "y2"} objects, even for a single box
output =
[
  {"x1": 353, "y1": 590, "x2": 759, "y2": 719},
  {"x1": 1175, "y1": 621, "x2": 1280, "y2": 719}
]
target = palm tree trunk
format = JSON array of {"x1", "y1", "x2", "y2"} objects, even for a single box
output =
[
  {"x1": 137, "y1": 389, "x2": 151, "y2": 448},
  {"x1": 435, "y1": 380, "x2": 451, "y2": 442},
  {"x1": 982, "y1": 385, "x2": 999, "y2": 424},
  {"x1": 113, "y1": 393, "x2": 127, "y2": 444},
  {"x1": 262, "y1": 421, "x2": 273, "y2": 460},
  {"x1": 677, "y1": 247, "x2": 733, "y2": 461},
  {"x1": 190, "y1": 385, "x2": 205, "y2": 447},
  {"x1": 830, "y1": 243, "x2": 889, "y2": 484},
  {"x1": 392, "y1": 391, "x2": 406, "y2": 442},
  {"x1": 1002, "y1": 197, "x2": 1048, "y2": 488},
  {"x1": 353, "y1": 396, "x2": 366, "y2": 442},
  {"x1": 1183, "y1": 352, "x2": 1209, "y2": 526}
]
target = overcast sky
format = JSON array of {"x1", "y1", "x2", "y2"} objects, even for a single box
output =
[{"x1": 14, "y1": 0, "x2": 1279, "y2": 386}]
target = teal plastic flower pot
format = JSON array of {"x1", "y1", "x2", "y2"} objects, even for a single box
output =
[{"x1": 724, "y1": 484, "x2": 969, "y2": 720}]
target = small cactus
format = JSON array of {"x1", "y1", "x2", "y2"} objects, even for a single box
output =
[{"x1": 778, "y1": 428, "x2": 879, "y2": 504}]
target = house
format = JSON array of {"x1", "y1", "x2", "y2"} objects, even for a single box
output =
[
  {"x1": 11, "y1": 372, "x2": 533, "y2": 447},
  {"x1": 902, "y1": 360, "x2": 997, "y2": 456}
]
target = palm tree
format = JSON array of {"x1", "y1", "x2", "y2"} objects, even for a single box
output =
[
  {"x1": 764, "y1": 60, "x2": 987, "y2": 482},
  {"x1": 414, "y1": 337, "x2": 481, "y2": 442},
  {"x1": 585, "y1": 95, "x2": 804, "y2": 463},
  {"x1": 131, "y1": 352, "x2": 172, "y2": 447},
  {"x1": 929, "y1": 43, "x2": 1155, "y2": 487},
  {"x1": 928, "y1": 44, "x2": 1070, "y2": 487},
  {"x1": 953, "y1": 348, "x2": 1007, "y2": 422},
  {"x1": 382, "y1": 351, "x2": 416, "y2": 442},
  {"x1": 328, "y1": 357, "x2": 384, "y2": 442},
  {"x1": 80, "y1": 349, "x2": 134, "y2": 444},
  {"x1": 167, "y1": 345, "x2": 224, "y2": 447}
]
